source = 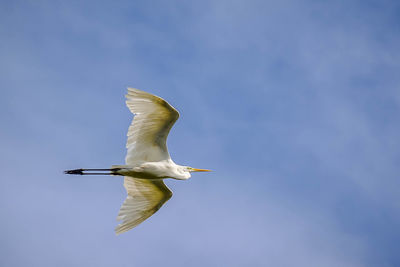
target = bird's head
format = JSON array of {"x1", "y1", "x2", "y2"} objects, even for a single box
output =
[{"x1": 174, "y1": 166, "x2": 211, "y2": 180}]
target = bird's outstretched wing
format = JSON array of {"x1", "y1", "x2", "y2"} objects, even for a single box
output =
[
  {"x1": 125, "y1": 88, "x2": 180, "y2": 164},
  {"x1": 115, "y1": 176, "x2": 172, "y2": 234}
]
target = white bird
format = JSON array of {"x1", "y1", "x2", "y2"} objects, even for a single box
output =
[{"x1": 65, "y1": 88, "x2": 210, "y2": 234}]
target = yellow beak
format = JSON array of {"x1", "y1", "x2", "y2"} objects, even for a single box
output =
[{"x1": 191, "y1": 168, "x2": 212, "y2": 172}]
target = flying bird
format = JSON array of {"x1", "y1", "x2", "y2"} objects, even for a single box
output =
[{"x1": 65, "y1": 88, "x2": 211, "y2": 234}]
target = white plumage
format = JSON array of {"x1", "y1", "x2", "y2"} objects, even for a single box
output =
[
  {"x1": 125, "y1": 88, "x2": 179, "y2": 164},
  {"x1": 115, "y1": 177, "x2": 172, "y2": 234},
  {"x1": 65, "y1": 88, "x2": 210, "y2": 234},
  {"x1": 116, "y1": 88, "x2": 179, "y2": 234}
]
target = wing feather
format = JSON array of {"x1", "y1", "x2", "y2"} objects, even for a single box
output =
[
  {"x1": 125, "y1": 88, "x2": 179, "y2": 164},
  {"x1": 115, "y1": 177, "x2": 172, "y2": 234}
]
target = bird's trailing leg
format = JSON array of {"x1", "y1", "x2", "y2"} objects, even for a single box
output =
[{"x1": 64, "y1": 168, "x2": 122, "y2": 176}]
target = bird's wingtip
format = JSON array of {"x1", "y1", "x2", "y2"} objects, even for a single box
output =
[
  {"x1": 126, "y1": 87, "x2": 141, "y2": 93},
  {"x1": 126, "y1": 87, "x2": 144, "y2": 99}
]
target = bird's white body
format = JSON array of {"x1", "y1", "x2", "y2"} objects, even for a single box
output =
[
  {"x1": 113, "y1": 161, "x2": 192, "y2": 180},
  {"x1": 66, "y1": 88, "x2": 210, "y2": 234}
]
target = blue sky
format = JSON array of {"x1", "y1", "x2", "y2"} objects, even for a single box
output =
[{"x1": 1, "y1": 0, "x2": 400, "y2": 266}]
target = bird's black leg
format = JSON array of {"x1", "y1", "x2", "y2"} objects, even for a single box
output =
[{"x1": 64, "y1": 168, "x2": 122, "y2": 175}]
